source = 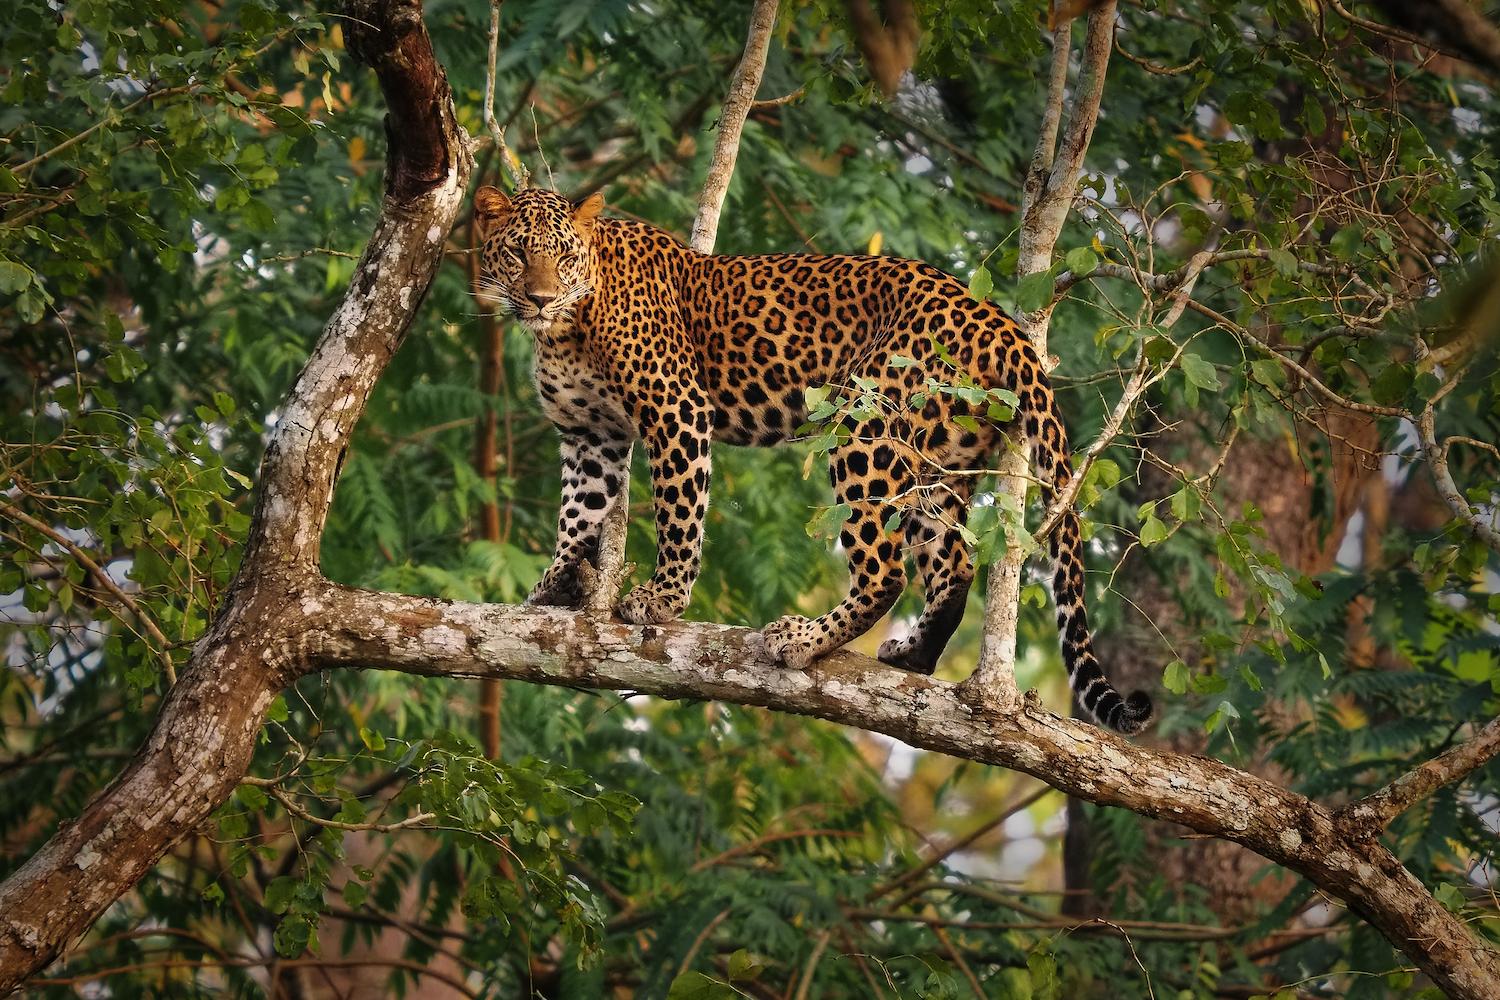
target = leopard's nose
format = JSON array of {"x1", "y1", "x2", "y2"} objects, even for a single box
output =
[{"x1": 528, "y1": 291, "x2": 557, "y2": 310}]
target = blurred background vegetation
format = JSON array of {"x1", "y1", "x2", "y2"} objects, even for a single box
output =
[{"x1": 1, "y1": 0, "x2": 1497, "y2": 996}]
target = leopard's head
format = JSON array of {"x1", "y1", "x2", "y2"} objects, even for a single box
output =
[{"x1": 474, "y1": 186, "x2": 603, "y2": 332}]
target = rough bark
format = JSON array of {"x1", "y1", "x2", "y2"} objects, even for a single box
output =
[
  {"x1": 2, "y1": 1, "x2": 1499, "y2": 997},
  {"x1": 0, "y1": 0, "x2": 473, "y2": 987}
]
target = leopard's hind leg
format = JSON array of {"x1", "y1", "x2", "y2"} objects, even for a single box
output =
[
  {"x1": 762, "y1": 432, "x2": 911, "y2": 670},
  {"x1": 877, "y1": 479, "x2": 975, "y2": 675}
]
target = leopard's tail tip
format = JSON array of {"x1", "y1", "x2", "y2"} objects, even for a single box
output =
[{"x1": 1109, "y1": 690, "x2": 1155, "y2": 735}]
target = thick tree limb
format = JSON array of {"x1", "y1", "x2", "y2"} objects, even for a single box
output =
[
  {"x1": 0, "y1": 0, "x2": 472, "y2": 987},
  {"x1": 3, "y1": 2, "x2": 1500, "y2": 998},
  {"x1": 302, "y1": 585, "x2": 1500, "y2": 998}
]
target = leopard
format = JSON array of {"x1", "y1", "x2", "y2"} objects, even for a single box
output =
[{"x1": 473, "y1": 185, "x2": 1153, "y2": 734}]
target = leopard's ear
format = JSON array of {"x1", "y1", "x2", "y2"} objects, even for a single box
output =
[
  {"x1": 474, "y1": 186, "x2": 511, "y2": 224},
  {"x1": 572, "y1": 192, "x2": 605, "y2": 230}
]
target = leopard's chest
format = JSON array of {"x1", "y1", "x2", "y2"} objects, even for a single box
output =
[{"x1": 532, "y1": 338, "x2": 632, "y2": 438}]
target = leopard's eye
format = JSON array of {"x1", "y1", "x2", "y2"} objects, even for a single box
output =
[
  {"x1": 503, "y1": 244, "x2": 525, "y2": 265},
  {"x1": 558, "y1": 252, "x2": 577, "y2": 269}
]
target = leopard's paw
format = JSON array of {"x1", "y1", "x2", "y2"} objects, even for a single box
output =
[
  {"x1": 526, "y1": 563, "x2": 584, "y2": 610},
  {"x1": 877, "y1": 635, "x2": 937, "y2": 676},
  {"x1": 615, "y1": 584, "x2": 684, "y2": 626},
  {"x1": 761, "y1": 614, "x2": 819, "y2": 670}
]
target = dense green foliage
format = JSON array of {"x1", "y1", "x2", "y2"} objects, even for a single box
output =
[{"x1": 2, "y1": 0, "x2": 1497, "y2": 996}]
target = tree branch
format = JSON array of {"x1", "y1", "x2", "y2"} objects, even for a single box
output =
[
  {"x1": 480, "y1": 0, "x2": 528, "y2": 188},
  {"x1": 0, "y1": 498, "x2": 176, "y2": 684},
  {"x1": 688, "y1": 0, "x2": 779, "y2": 254},
  {"x1": 965, "y1": 1, "x2": 1118, "y2": 708},
  {"x1": 302, "y1": 583, "x2": 1500, "y2": 997},
  {"x1": 0, "y1": 0, "x2": 472, "y2": 986},
  {"x1": 1417, "y1": 401, "x2": 1500, "y2": 556},
  {"x1": 1340, "y1": 716, "x2": 1500, "y2": 833}
]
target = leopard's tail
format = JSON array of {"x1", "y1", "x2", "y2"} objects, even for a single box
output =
[{"x1": 1021, "y1": 386, "x2": 1154, "y2": 735}]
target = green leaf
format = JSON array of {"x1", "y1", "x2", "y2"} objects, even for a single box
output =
[
  {"x1": 1063, "y1": 245, "x2": 1098, "y2": 274},
  {"x1": 1370, "y1": 363, "x2": 1412, "y2": 405},
  {"x1": 727, "y1": 949, "x2": 764, "y2": 981},
  {"x1": 264, "y1": 876, "x2": 298, "y2": 914},
  {"x1": 1139, "y1": 515, "x2": 1170, "y2": 547},
  {"x1": 1162, "y1": 659, "x2": 1189, "y2": 694},
  {"x1": 0, "y1": 260, "x2": 33, "y2": 294},
  {"x1": 805, "y1": 501, "x2": 852, "y2": 540},
  {"x1": 1302, "y1": 94, "x2": 1327, "y2": 135},
  {"x1": 342, "y1": 880, "x2": 368, "y2": 908},
  {"x1": 667, "y1": 972, "x2": 737, "y2": 999},
  {"x1": 1026, "y1": 945, "x2": 1059, "y2": 1000},
  {"x1": 358, "y1": 726, "x2": 386, "y2": 752},
  {"x1": 1266, "y1": 248, "x2": 1298, "y2": 277},
  {"x1": 236, "y1": 784, "x2": 269, "y2": 810},
  {"x1": 968, "y1": 265, "x2": 993, "y2": 300},
  {"x1": 1225, "y1": 91, "x2": 1282, "y2": 140},
  {"x1": 1180, "y1": 352, "x2": 1222, "y2": 391},
  {"x1": 1168, "y1": 486, "x2": 1200, "y2": 521},
  {"x1": 1434, "y1": 883, "x2": 1466, "y2": 912},
  {"x1": 1015, "y1": 270, "x2": 1056, "y2": 313},
  {"x1": 1249, "y1": 358, "x2": 1285, "y2": 389}
]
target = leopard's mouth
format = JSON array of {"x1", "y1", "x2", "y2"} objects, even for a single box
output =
[{"x1": 522, "y1": 304, "x2": 576, "y2": 330}]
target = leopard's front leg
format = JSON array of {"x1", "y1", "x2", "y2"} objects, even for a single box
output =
[
  {"x1": 614, "y1": 388, "x2": 713, "y2": 626},
  {"x1": 528, "y1": 429, "x2": 632, "y2": 609}
]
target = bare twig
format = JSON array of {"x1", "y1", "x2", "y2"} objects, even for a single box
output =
[
  {"x1": 481, "y1": 0, "x2": 528, "y2": 187},
  {"x1": 792, "y1": 930, "x2": 832, "y2": 1000},
  {"x1": 265, "y1": 786, "x2": 436, "y2": 834},
  {"x1": 1417, "y1": 402, "x2": 1500, "y2": 556},
  {"x1": 675, "y1": 908, "x2": 731, "y2": 981},
  {"x1": 868, "y1": 784, "x2": 1052, "y2": 901},
  {"x1": 1341, "y1": 715, "x2": 1500, "y2": 832},
  {"x1": 0, "y1": 498, "x2": 176, "y2": 684}
]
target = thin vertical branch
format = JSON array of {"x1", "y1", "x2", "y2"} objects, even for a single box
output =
[
  {"x1": 688, "y1": 0, "x2": 780, "y2": 253},
  {"x1": 469, "y1": 153, "x2": 506, "y2": 758},
  {"x1": 1418, "y1": 402, "x2": 1500, "y2": 556},
  {"x1": 482, "y1": 0, "x2": 528, "y2": 188},
  {"x1": 1022, "y1": 20, "x2": 1072, "y2": 223},
  {"x1": 962, "y1": 1, "x2": 1117, "y2": 708}
]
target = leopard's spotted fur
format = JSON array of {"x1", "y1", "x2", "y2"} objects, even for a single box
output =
[{"x1": 474, "y1": 186, "x2": 1152, "y2": 734}]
